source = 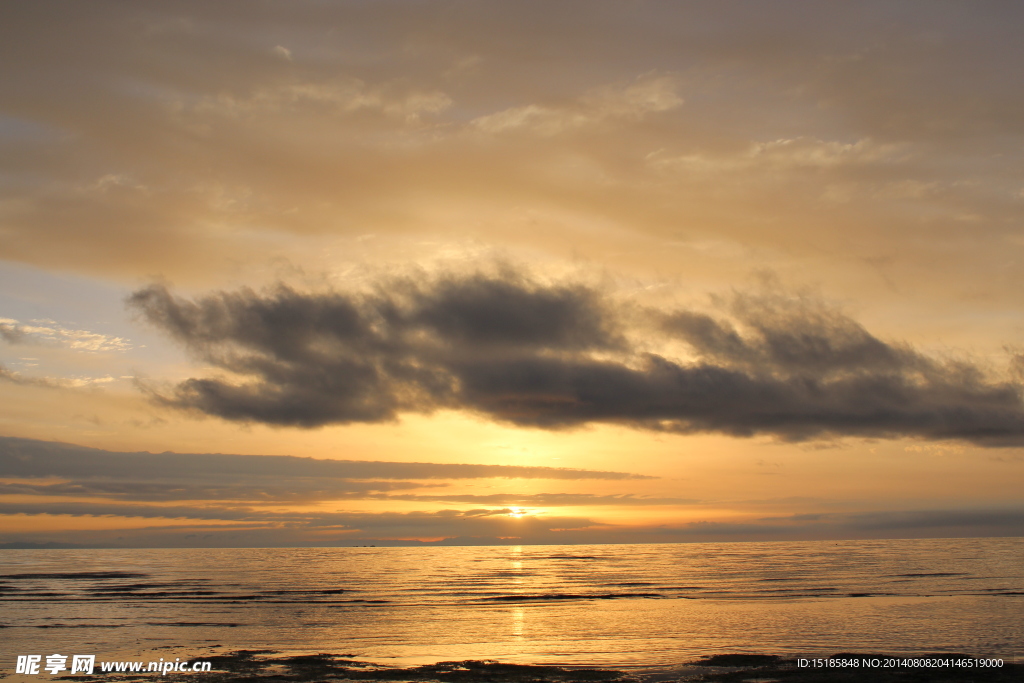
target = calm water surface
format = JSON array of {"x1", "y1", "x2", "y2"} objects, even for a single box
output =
[{"x1": 1, "y1": 538, "x2": 1021, "y2": 669}]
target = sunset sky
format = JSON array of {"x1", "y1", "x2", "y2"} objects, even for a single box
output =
[{"x1": 2, "y1": 1, "x2": 1024, "y2": 547}]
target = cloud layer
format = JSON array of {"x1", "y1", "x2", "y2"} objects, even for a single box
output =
[
  {"x1": 0, "y1": 436, "x2": 663, "y2": 545},
  {"x1": 0, "y1": 435, "x2": 643, "y2": 488},
  {"x1": 129, "y1": 272, "x2": 1024, "y2": 444},
  {"x1": 0, "y1": 317, "x2": 130, "y2": 351},
  {"x1": 4, "y1": 0, "x2": 1024, "y2": 316}
]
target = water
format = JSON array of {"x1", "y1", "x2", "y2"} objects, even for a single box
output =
[{"x1": 1, "y1": 538, "x2": 1021, "y2": 670}]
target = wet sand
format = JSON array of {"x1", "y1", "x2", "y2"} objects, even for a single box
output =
[{"x1": 66, "y1": 651, "x2": 1022, "y2": 683}]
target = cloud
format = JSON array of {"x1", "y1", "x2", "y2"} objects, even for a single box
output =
[
  {"x1": 0, "y1": 317, "x2": 131, "y2": 351},
  {"x1": 0, "y1": 364, "x2": 115, "y2": 390},
  {"x1": 0, "y1": 435, "x2": 648, "y2": 483},
  {"x1": 1, "y1": 436, "x2": 1018, "y2": 547},
  {"x1": 127, "y1": 272, "x2": 620, "y2": 426},
  {"x1": 630, "y1": 507, "x2": 1024, "y2": 541},
  {"x1": 0, "y1": 480, "x2": 685, "y2": 506},
  {"x1": 2, "y1": 499, "x2": 1020, "y2": 548},
  {"x1": 128, "y1": 271, "x2": 1024, "y2": 445},
  {"x1": 0, "y1": 478, "x2": 430, "y2": 503},
  {"x1": 0, "y1": 435, "x2": 657, "y2": 513},
  {"x1": 0, "y1": 364, "x2": 63, "y2": 388},
  {"x1": 650, "y1": 137, "x2": 907, "y2": 175},
  {"x1": 0, "y1": 499, "x2": 602, "y2": 547},
  {"x1": 4, "y1": 0, "x2": 1024, "y2": 314},
  {"x1": 372, "y1": 493, "x2": 697, "y2": 506},
  {"x1": 472, "y1": 74, "x2": 681, "y2": 135},
  {"x1": 195, "y1": 78, "x2": 452, "y2": 123},
  {"x1": 0, "y1": 364, "x2": 118, "y2": 390},
  {"x1": 839, "y1": 508, "x2": 1024, "y2": 533},
  {"x1": 0, "y1": 502, "x2": 592, "y2": 530}
]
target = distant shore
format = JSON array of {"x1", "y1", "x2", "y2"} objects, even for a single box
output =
[{"x1": 77, "y1": 650, "x2": 1021, "y2": 683}]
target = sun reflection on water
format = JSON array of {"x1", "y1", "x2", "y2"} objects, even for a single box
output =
[{"x1": 511, "y1": 606, "x2": 525, "y2": 638}]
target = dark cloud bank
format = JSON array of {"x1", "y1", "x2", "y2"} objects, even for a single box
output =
[
  {"x1": 129, "y1": 272, "x2": 1024, "y2": 445},
  {"x1": 0, "y1": 436, "x2": 639, "y2": 482},
  {"x1": 0, "y1": 435, "x2": 646, "y2": 504}
]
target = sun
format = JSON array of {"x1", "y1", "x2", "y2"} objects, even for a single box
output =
[{"x1": 508, "y1": 507, "x2": 527, "y2": 518}]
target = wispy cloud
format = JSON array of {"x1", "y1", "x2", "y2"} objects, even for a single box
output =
[
  {"x1": 371, "y1": 493, "x2": 697, "y2": 506},
  {"x1": 0, "y1": 317, "x2": 131, "y2": 352},
  {"x1": 2, "y1": 498, "x2": 1020, "y2": 548},
  {"x1": 472, "y1": 74, "x2": 681, "y2": 135},
  {"x1": 0, "y1": 364, "x2": 116, "y2": 389},
  {"x1": 0, "y1": 508, "x2": 606, "y2": 548},
  {"x1": 195, "y1": 78, "x2": 452, "y2": 124},
  {"x1": 660, "y1": 508, "x2": 1024, "y2": 540}
]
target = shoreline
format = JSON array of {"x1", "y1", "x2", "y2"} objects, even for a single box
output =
[{"x1": 59, "y1": 650, "x2": 1021, "y2": 683}]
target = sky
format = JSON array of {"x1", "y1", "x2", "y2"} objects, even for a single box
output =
[{"x1": 1, "y1": 0, "x2": 1024, "y2": 547}]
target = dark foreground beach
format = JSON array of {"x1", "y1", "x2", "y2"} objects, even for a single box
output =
[{"x1": 60, "y1": 651, "x2": 1022, "y2": 683}]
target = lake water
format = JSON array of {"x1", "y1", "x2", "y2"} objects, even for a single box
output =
[{"x1": 1, "y1": 538, "x2": 1021, "y2": 673}]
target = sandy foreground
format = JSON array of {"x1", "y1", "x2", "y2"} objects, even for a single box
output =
[{"x1": 53, "y1": 651, "x2": 1022, "y2": 683}]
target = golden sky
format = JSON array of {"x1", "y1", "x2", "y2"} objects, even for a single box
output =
[{"x1": 1, "y1": 1, "x2": 1023, "y2": 547}]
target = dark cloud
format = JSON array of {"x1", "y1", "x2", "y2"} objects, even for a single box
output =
[
  {"x1": 128, "y1": 275, "x2": 618, "y2": 426},
  {"x1": 0, "y1": 436, "x2": 645, "y2": 483},
  {"x1": 662, "y1": 290, "x2": 916, "y2": 377},
  {"x1": 129, "y1": 273, "x2": 1024, "y2": 445},
  {"x1": 411, "y1": 274, "x2": 617, "y2": 351},
  {"x1": 0, "y1": 478, "x2": 687, "y2": 507}
]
